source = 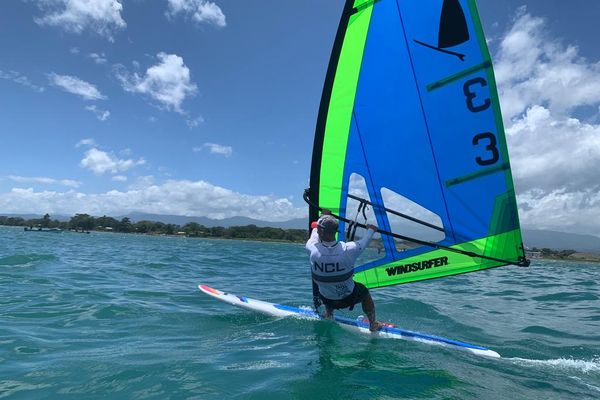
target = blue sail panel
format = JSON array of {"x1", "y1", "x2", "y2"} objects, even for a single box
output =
[{"x1": 308, "y1": 0, "x2": 527, "y2": 288}]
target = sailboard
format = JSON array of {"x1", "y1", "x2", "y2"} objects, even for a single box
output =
[
  {"x1": 305, "y1": 0, "x2": 528, "y2": 290},
  {"x1": 198, "y1": 284, "x2": 500, "y2": 358}
]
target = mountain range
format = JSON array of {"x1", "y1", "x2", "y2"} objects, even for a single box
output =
[
  {"x1": 122, "y1": 212, "x2": 307, "y2": 230},
  {"x1": 4, "y1": 212, "x2": 599, "y2": 253},
  {"x1": 123, "y1": 213, "x2": 600, "y2": 252}
]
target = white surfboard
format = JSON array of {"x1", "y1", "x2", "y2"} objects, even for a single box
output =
[{"x1": 198, "y1": 284, "x2": 500, "y2": 358}]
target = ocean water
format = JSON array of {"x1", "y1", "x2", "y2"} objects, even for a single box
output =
[{"x1": 1, "y1": 225, "x2": 599, "y2": 399}]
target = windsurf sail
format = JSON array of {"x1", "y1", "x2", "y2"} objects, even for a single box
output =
[{"x1": 306, "y1": 0, "x2": 529, "y2": 290}]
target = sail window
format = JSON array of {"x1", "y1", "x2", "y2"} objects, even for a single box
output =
[
  {"x1": 380, "y1": 187, "x2": 445, "y2": 252},
  {"x1": 346, "y1": 173, "x2": 385, "y2": 265}
]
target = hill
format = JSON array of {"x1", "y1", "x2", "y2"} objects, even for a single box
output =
[
  {"x1": 0, "y1": 213, "x2": 71, "y2": 222},
  {"x1": 522, "y1": 229, "x2": 600, "y2": 253},
  {"x1": 120, "y1": 212, "x2": 306, "y2": 229}
]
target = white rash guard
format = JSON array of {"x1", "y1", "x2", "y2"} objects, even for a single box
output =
[{"x1": 305, "y1": 227, "x2": 375, "y2": 300}]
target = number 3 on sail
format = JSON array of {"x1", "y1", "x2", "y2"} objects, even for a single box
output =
[{"x1": 304, "y1": 0, "x2": 529, "y2": 291}]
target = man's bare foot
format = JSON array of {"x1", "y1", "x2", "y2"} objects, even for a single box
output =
[{"x1": 369, "y1": 321, "x2": 384, "y2": 332}]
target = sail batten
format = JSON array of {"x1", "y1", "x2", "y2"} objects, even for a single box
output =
[
  {"x1": 426, "y1": 60, "x2": 492, "y2": 91},
  {"x1": 308, "y1": 0, "x2": 527, "y2": 289}
]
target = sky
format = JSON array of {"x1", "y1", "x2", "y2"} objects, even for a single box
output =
[{"x1": 0, "y1": 0, "x2": 599, "y2": 236}]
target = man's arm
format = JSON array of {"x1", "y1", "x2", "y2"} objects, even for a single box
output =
[
  {"x1": 354, "y1": 226, "x2": 376, "y2": 250},
  {"x1": 305, "y1": 227, "x2": 319, "y2": 251},
  {"x1": 346, "y1": 224, "x2": 377, "y2": 258}
]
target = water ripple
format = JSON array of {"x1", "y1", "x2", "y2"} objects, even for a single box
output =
[
  {"x1": 0, "y1": 254, "x2": 57, "y2": 267},
  {"x1": 1, "y1": 226, "x2": 599, "y2": 399}
]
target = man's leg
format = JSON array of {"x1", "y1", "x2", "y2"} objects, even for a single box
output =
[
  {"x1": 323, "y1": 304, "x2": 334, "y2": 319},
  {"x1": 361, "y1": 292, "x2": 383, "y2": 332}
]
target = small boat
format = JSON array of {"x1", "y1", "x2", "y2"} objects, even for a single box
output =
[
  {"x1": 71, "y1": 229, "x2": 91, "y2": 234},
  {"x1": 24, "y1": 227, "x2": 63, "y2": 233}
]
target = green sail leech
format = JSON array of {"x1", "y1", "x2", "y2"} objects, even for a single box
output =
[{"x1": 318, "y1": 2, "x2": 373, "y2": 214}]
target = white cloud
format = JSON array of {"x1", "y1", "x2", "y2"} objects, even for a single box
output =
[
  {"x1": 507, "y1": 106, "x2": 600, "y2": 193},
  {"x1": 6, "y1": 175, "x2": 81, "y2": 188},
  {"x1": 0, "y1": 180, "x2": 305, "y2": 221},
  {"x1": 48, "y1": 73, "x2": 106, "y2": 100},
  {"x1": 166, "y1": 0, "x2": 226, "y2": 27},
  {"x1": 493, "y1": 8, "x2": 600, "y2": 235},
  {"x1": 495, "y1": 7, "x2": 600, "y2": 121},
  {"x1": 75, "y1": 138, "x2": 97, "y2": 148},
  {"x1": 0, "y1": 70, "x2": 45, "y2": 93},
  {"x1": 128, "y1": 175, "x2": 156, "y2": 190},
  {"x1": 89, "y1": 53, "x2": 108, "y2": 64},
  {"x1": 34, "y1": 0, "x2": 126, "y2": 42},
  {"x1": 80, "y1": 148, "x2": 145, "y2": 175},
  {"x1": 194, "y1": 143, "x2": 232, "y2": 157},
  {"x1": 186, "y1": 115, "x2": 204, "y2": 128},
  {"x1": 518, "y1": 189, "x2": 600, "y2": 236},
  {"x1": 85, "y1": 105, "x2": 110, "y2": 121},
  {"x1": 112, "y1": 175, "x2": 127, "y2": 182},
  {"x1": 115, "y1": 53, "x2": 197, "y2": 113}
]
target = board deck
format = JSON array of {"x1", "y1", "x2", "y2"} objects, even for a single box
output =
[{"x1": 198, "y1": 284, "x2": 500, "y2": 358}]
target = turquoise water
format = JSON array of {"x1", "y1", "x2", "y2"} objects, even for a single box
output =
[{"x1": 1, "y1": 226, "x2": 599, "y2": 399}]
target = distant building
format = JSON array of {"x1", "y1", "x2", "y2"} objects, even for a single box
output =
[{"x1": 525, "y1": 250, "x2": 542, "y2": 259}]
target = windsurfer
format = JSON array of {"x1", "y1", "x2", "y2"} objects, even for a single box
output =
[{"x1": 306, "y1": 212, "x2": 383, "y2": 332}]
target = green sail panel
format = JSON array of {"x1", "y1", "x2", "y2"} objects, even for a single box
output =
[{"x1": 308, "y1": 0, "x2": 527, "y2": 288}]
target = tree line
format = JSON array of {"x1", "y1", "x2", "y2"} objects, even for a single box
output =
[
  {"x1": 1, "y1": 213, "x2": 307, "y2": 243},
  {"x1": 529, "y1": 247, "x2": 577, "y2": 259}
]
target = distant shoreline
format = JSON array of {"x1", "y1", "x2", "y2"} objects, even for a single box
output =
[
  {"x1": 1, "y1": 213, "x2": 307, "y2": 243},
  {"x1": 94, "y1": 229, "x2": 308, "y2": 245},
  {"x1": 9, "y1": 225, "x2": 600, "y2": 263},
  {"x1": 4, "y1": 215, "x2": 599, "y2": 262},
  {"x1": 534, "y1": 254, "x2": 600, "y2": 264},
  {"x1": 4, "y1": 223, "x2": 308, "y2": 244}
]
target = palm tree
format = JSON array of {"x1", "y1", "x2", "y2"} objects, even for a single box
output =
[{"x1": 41, "y1": 213, "x2": 51, "y2": 228}]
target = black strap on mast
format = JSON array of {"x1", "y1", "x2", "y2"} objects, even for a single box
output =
[{"x1": 346, "y1": 200, "x2": 368, "y2": 241}]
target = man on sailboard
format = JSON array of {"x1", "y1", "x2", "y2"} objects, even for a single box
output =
[{"x1": 306, "y1": 213, "x2": 383, "y2": 332}]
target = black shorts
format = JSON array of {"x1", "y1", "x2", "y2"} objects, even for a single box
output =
[{"x1": 320, "y1": 282, "x2": 369, "y2": 311}]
